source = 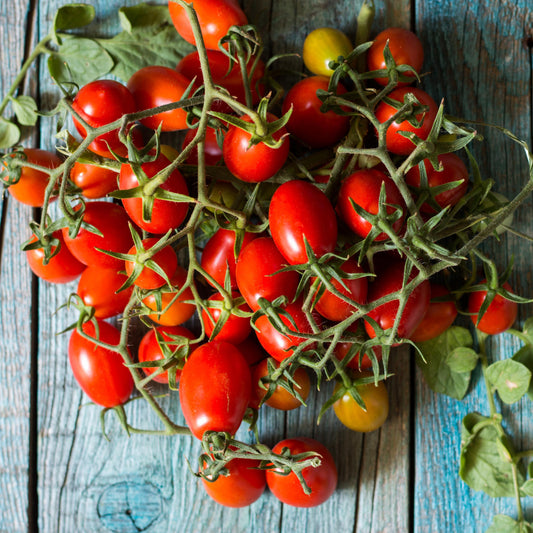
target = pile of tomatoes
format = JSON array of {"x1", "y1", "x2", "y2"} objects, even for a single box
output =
[{"x1": 3, "y1": 0, "x2": 522, "y2": 509}]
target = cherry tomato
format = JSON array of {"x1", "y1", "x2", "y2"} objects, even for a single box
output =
[
  {"x1": 367, "y1": 27, "x2": 424, "y2": 86},
  {"x1": 183, "y1": 126, "x2": 223, "y2": 166},
  {"x1": 70, "y1": 162, "x2": 118, "y2": 199},
  {"x1": 337, "y1": 169, "x2": 406, "y2": 241},
  {"x1": 124, "y1": 237, "x2": 178, "y2": 290},
  {"x1": 119, "y1": 153, "x2": 189, "y2": 234},
  {"x1": 410, "y1": 284, "x2": 458, "y2": 342},
  {"x1": 77, "y1": 265, "x2": 132, "y2": 319},
  {"x1": 68, "y1": 319, "x2": 134, "y2": 407},
  {"x1": 71, "y1": 80, "x2": 136, "y2": 159},
  {"x1": 25, "y1": 230, "x2": 85, "y2": 284},
  {"x1": 303, "y1": 27, "x2": 352, "y2": 77},
  {"x1": 282, "y1": 76, "x2": 350, "y2": 149},
  {"x1": 62, "y1": 201, "x2": 134, "y2": 269},
  {"x1": 266, "y1": 437, "x2": 338, "y2": 508},
  {"x1": 236, "y1": 237, "x2": 299, "y2": 311},
  {"x1": 269, "y1": 180, "x2": 337, "y2": 265},
  {"x1": 223, "y1": 113, "x2": 290, "y2": 183},
  {"x1": 374, "y1": 86, "x2": 438, "y2": 155},
  {"x1": 405, "y1": 153, "x2": 469, "y2": 213},
  {"x1": 334, "y1": 337, "x2": 383, "y2": 371},
  {"x1": 333, "y1": 374, "x2": 389, "y2": 432},
  {"x1": 179, "y1": 340, "x2": 252, "y2": 439},
  {"x1": 468, "y1": 281, "x2": 518, "y2": 335},
  {"x1": 5, "y1": 148, "x2": 61, "y2": 207},
  {"x1": 138, "y1": 325, "x2": 195, "y2": 384},
  {"x1": 168, "y1": 0, "x2": 248, "y2": 50}
]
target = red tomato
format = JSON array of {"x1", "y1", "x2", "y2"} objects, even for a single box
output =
[
  {"x1": 179, "y1": 341, "x2": 252, "y2": 439},
  {"x1": 70, "y1": 162, "x2": 118, "y2": 199},
  {"x1": 314, "y1": 258, "x2": 368, "y2": 322},
  {"x1": 68, "y1": 319, "x2": 134, "y2": 407},
  {"x1": 201, "y1": 227, "x2": 257, "y2": 290},
  {"x1": 334, "y1": 337, "x2": 383, "y2": 371},
  {"x1": 223, "y1": 113, "x2": 290, "y2": 183},
  {"x1": 125, "y1": 237, "x2": 178, "y2": 290},
  {"x1": 62, "y1": 201, "x2": 134, "y2": 269},
  {"x1": 337, "y1": 169, "x2": 406, "y2": 241},
  {"x1": 5, "y1": 148, "x2": 61, "y2": 207},
  {"x1": 367, "y1": 27, "x2": 424, "y2": 86},
  {"x1": 77, "y1": 265, "x2": 132, "y2": 319},
  {"x1": 410, "y1": 284, "x2": 458, "y2": 342},
  {"x1": 236, "y1": 237, "x2": 299, "y2": 311},
  {"x1": 25, "y1": 230, "x2": 85, "y2": 284},
  {"x1": 138, "y1": 325, "x2": 195, "y2": 384},
  {"x1": 127, "y1": 66, "x2": 191, "y2": 131},
  {"x1": 468, "y1": 281, "x2": 518, "y2": 335},
  {"x1": 183, "y1": 126, "x2": 223, "y2": 166},
  {"x1": 266, "y1": 437, "x2": 338, "y2": 508},
  {"x1": 168, "y1": 0, "x2": 248, "y2": 50},
  {"x1": 235, "y1": 335, "x2": 267, "y2": 366},
  {"x1": 374, "y1": 86, "x2": 438, "y2": 155},
  {"x1": 269, "y1": 180, "x2": 338, "y2": 265},
  {"x1": 282, "y1": 76, "x2": 350, "y2": 149},
  {"x1": 202, "y1": 456, "x2": 266, "y2": 507},
  {"x1": 71, "y1": 80, "x2": 136, "y2": 159},
  {"x1": 405, "y1": 153, "x2": 469, "y2": 213},
  {"x1": 119, "y1": 153, "x2": 189, "y2": 234}
]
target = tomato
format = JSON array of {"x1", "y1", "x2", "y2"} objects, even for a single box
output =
[
  {"x1": 250, "y1": 358, "x2": 311, "y2": 410},
  {"x1": 235, "y1": 335, "x2": 267, "y2": 366},
  {"x1": 179, "y1": 340, "x2": 251, "y2": 439},
  {"x1": 314, "y1": 258, "x2": 368, "y2": 322},
  {"x1": 138, "y1": 325, "x2": 195, "y2": 384},
  {"x1": 70, "y1": 162, "x2": 118, "y2": 199},
  {"x1": 127, "y1": 66, "x2": 191, "y2": 131},
  {"x1": 25, "y1": 230, "x2": 85, "y2": 284},
  {"x1": 119, "y1": 153, "x2": 189, "y2": 234},
  {"x1": 410, "y1": 284, "x2": 457, "y2": 342},
  {"x1": 68, "y1": 319, "x2": 134, "y2": 407},
  {"x1": 235, "y1": 237, "x2": 299, "y2": 311},
  {"x1": 223, "y1": 113, "x2": 290, "y2": 183},
  {"x1": 303, "y1": 27, "x2": 353, "y2": 77},
  {"x1": 266, "y1": 437, "x2": 337, "y2": 508},
  {"x1": 334, "y1": 337, "x2": 383, "y2": 371},
  {"x1": 77, "y1": 265, "x2": 132, "y2": 318},
  {"x1": 201, "y1": 291, "x2": 252, "y2": 344},
  {"x1": 201, "y1": 227, "x2": 257, "y2": 290},
  {"x1": 62, "y1": 201, "x2": 134, "y2": 269},
  {"x1": 269, "y1": 180, "x2": 337, "y2": 265},
  {"x1": 333, "y1": 374, "x2": 389, "y2": 432},
  {"x1": 202, "y1": 456, "x2": 266, "y2": 507},
  {"x1": 183, "y1": 126, "x2": 223, "y2": 166},
  {"x1": 367, "y1": 27, "x2": 424, "y2": 86},
  {"x1": 5, "y1": 148, "x2": 61, "y2": 207},
  {"x1": 405, "y1": 153, "x2": 469, "y2": 213},
  {"x1": 468, "y1": 281, "x2": 518, "y2": 335},
  {"x1": 374, "y1": 86, "x2": 438, "y2": 155},
  {"x1": 365, "y1": 260, "x2": 430, "y2": 341},
  {"x1": 143, "y1": 266, "x2": 196, "y2": 326},
  {"x1": 168, "y1": 0, "x2": 248, "y2": 50},
  {"x1": 124, "y1": 237, "x2": 178, "y2": 290},
  {"x1": 337, "y1": 169, "x2": 406, "y2": 241},
  {"x1": 71, "y1": 80, "x2": 136, "y2": 159},
  {"x1": 282, "y1": 76, "x2": 350, "y2": 149}
]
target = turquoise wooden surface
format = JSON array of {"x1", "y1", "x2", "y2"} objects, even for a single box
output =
[{"x1": 0, "y1": 1, "x2": 531, "y2": 532}]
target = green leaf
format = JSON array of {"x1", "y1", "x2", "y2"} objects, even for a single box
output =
[
  {"x1": 0, "y1": 118, "x2": 21, "y2": 149},
  {"x1": 10, "y1": 95, "x2": 38, "y2": 126},
  {"x1": 118, "y1": 3, "x2": 174, "y2": 31},
  {"x1": 486, "y1": 359, "x2": 531, "y2": 404},
  {"x1": 513, "y1": 345, "x2": 533, "y2": 401},
  {"x1": 521, "y1": 479, "x2": 533, "y2": 497},
  {"x1": 53, "y1": 4, "x2": 95, "y2": 35},
  {"x1": 486, "y1": 514, "x2": 533, "y2": 533},
  {"x1": 415, "y1": 326, "x2": 475, "y2": 400},
  {"x1": 446, "y1": 347, "x2": 479, "y2": 373}
]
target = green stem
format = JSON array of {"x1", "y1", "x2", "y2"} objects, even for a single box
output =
[{"x1": 477, "y1": 331, "x2": 497, "y2": 418}]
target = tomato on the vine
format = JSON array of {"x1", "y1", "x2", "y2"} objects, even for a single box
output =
[
  {"x1": 183, "y1": 125, "x2": 223, "y2": 166},
  {"x1": 303, "y1": 27, "x2": 352, "y2": 77},
  {"x1": 334, "y1": 336, "x2": 383, "y2": 371},
  {"x1": 70, "y1": 162, "x2": 118, "y2": 199}
]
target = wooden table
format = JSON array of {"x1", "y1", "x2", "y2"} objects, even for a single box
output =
[{"x1": 1, "y1": 1, "x2": 532, "y2": 532}]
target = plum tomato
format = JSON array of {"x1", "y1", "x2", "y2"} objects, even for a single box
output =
[
  {"x1": 68, "y1": 319, "x2": 134, "y2": 407},
  {"x1": 70, "y1": 161, "x2": 118, "y2": 199},
  {"x1": 266, "y1": 437, "x2": 337, "y2": 508},
  {"x1": 183, "y1": 125, "x2": 223, "y2": 166},
  {"x1": 269, "y1": 180, "x2": 337, "y2": 265},
  {"x1": 367, "y1": 27, "x2": 424, "y2": 86},
  {"x1": 235, "y1": 335, "x2": 267, "y2": 366},
  {"x1": 179, "y1": 340, "x2": 252, "y2": 439},
  {"x1": 303, "y1": 27, "x2": 352, "y2": 77},
  {"x1": 337, "y1": 168, "x2": 406, "y2": 241}
]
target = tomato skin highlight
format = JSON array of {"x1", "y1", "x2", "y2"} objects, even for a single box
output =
[
  {"x1": 269, "y1": 180, "x2": 338, "y2": 265},
  {"x1": 179, "y1": 341, "x2": 252, "y2": 439},
  {"x1": 303, "y1": 27, "x2": 352, "y2": 77},
  {"x1": 68, "y1": 320, "x2": 134, "y2": 407}
]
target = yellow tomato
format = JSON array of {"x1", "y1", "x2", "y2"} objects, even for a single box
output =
[{"x1": 303, "y1": 27, "x2": 353, "y2": 77}]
